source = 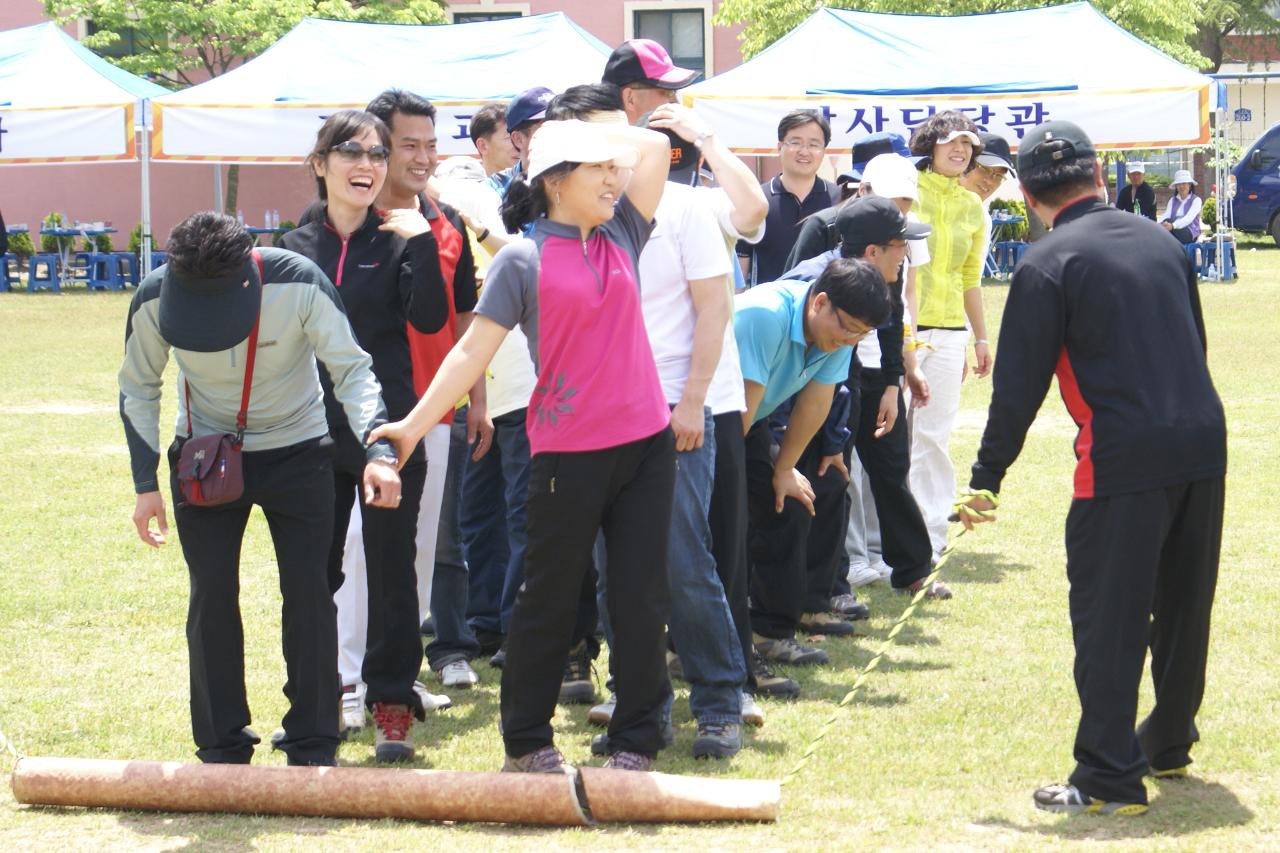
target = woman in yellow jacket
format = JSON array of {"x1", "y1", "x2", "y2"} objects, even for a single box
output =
[{"x1": 906, "y1": 111, "x2": 992, "y2": 581}]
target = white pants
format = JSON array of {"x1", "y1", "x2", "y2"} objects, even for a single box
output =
[
  {"x1": 844, "y1": 454, "x2": 882, "y2": 571},
  {"x1": 335, "y1": 423, "x2": 452, "y2": 688},
  {"x1": 908, "y1": 328, "x2": 969, "y2": 555}
]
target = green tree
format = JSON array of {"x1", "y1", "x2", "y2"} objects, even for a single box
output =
[
  {"x1": 1194, "y1": 1, "x2": 1280, "y2": 72},
  {"x1": 45, "y1": 1, "x2": 448, "y2": 210},
  {"x1": 715, "y1": 1, "x2": 1210, "y2": 67}
]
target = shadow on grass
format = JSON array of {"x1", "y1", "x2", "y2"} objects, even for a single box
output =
[{"x1": 974, "y1": 776, "x2": 1254, "y2": 839}]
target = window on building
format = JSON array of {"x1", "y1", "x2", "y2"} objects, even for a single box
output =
[
  {"x1": 86, "y1": 20, "x2": 143, "y2": 59},
  {"x1": 634, "y1": 9, "x2": 705, "y2": 76},
  {"x1": 453, "y1": 12, "x2": 524, "y2": 24}
]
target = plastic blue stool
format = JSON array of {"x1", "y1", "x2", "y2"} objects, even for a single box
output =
[
  {"x1": 1199, "y1": 241, "x2": 1237, "y2": 281},
  {"x1": 1, "y1": 253, "x2": 21, "y2": 292},
  {"x1": 113, "y1": 252, "x2": 139, "y2": 286},
  {"x1": 85, "y1": 252, "x2": 126, "y2": 290},
  {"x1": 151, "y1": 250, "x2": 168, "y2": 270},
  {"x1": 28, "y1": 253, "x2": 61, "y2": 293}
]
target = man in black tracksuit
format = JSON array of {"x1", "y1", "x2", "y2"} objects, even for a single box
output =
[{"x1": 959, "y1": 121, "x2": 1226, "y2": 815}]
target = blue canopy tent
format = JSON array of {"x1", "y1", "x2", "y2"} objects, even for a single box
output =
[{"x1": 149, "y1": 13, "x2": 613, "y2": 163}]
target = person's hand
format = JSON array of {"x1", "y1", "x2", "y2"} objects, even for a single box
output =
[
  {"x1": 362, "y1": 459, "x2": 402, "y2": 508},
  {"x1": 670, "y1": 398, "x2": 706, "y2": 452},
  {"x1": 646, "y1": 102, "x2": 713, "y2": 146},
  {"x1": 366, "y1": 420, "x2": 420, "y2": 471},
  {"x1": 379, "y1": 208, "x2": 432, "y2": 240},
  {"x1": 973, "y1": 341, "x2": 993, "y2": 378},
  {"x1": 817, "y1": 453, "x2": 849, "y2": 482},
  {"x1": 1161, "y1": 221, "x2": 1173, "y2": 231},
  {"x1": 468, "y1": 403, "x2": 494, "y2": 461},
  {"x1": 907, "y1": 367, "x2": 930, "y2": 408},
  {"x1": 956, "y1": 494, "x2": 997, "y2": 531},
  {"x1": 132, "y1": 491, "x2": 168, "y2": 548},
  {"x1": 772, "y1": 466, "x2": 815, "y2": 515},
  {"x1": 875, "y1": 386, "x2": 899, "y2": 437}
]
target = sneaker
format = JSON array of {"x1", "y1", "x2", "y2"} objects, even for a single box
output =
[
  {"x1": 741, "y1": 692, "x2": 766, "y2": 727},
  {"x1": 603, "y1": 751, "x2": 652, "y2": 771},
  {"x1": 693, "y1": 721, "x2": 742, "y2": 759},
  {"x1": 748, "y1": 652, "x2": 801, "y2": 699},
  {"x1": 1033, "y1": 783, "x2": 1148, "y2": 816},
  {"x1": 473, "y1": 628, "x2": 505, "y2": 656},
  {"x1": 420, "y1": 617, "x2": 435, "y2": 636},
  {"x1": 829, "y1": 593, "x2": 871, "y2": 621},
  {"x1": 588, "y1": 693, "x2": 617, "y2": 727},
  {"x1": 412, "y1": 680, "x2": 452, "y2": 712},
  {"x1": 340, "y1": 683, "x2": 366, "y2": 733},
  {"x1": 1150, "y1": 766, "x2": 1190, "y2": 780},
  {"x1": 846, "y1": 562, "x2": 881, "y2": 588},
  {"x1": 502, "y1": 745, "x2": 572, "y2": 774},
  {"x1": 898, "y1": 578, "x2": 953, "y2": 600},
  {"x1": 667, "y1": 651, "x2": 685, "y2": 682},
  {"x1": 872, "y1": 559, "x2": 892, "y2": 583},
  {"x1": 799, "y1": 612, "x2": 856, "y2": 636},
  {"x1": 590, "y1": 716, "x2": 675, "y2": 755},
  {"x1": 559, "y1": 640, "x2": 597, "y2": 705},
  {"x1": 437, "y1": 659, "x2": 479, "y2": 689},
  {"x1": 489, "y1": 643, "x2": 506, "y2": 669},
  {"x1": 371, "y1": 702, "x2": 415, "y2": 763},
  {"x1": 753, "y1": 633, "x2": 829, "y2": 666}
]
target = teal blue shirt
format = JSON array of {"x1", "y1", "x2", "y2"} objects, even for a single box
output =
[{"x1": 734, "y1": 280, "x2": 852, "y2": 425}]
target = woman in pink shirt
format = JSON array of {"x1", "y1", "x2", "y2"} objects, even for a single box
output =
[{"x1": 372, "y1": 118, "x2": 672, "y2": 773}]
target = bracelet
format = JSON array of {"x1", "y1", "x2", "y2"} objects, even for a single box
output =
[
  {"x1": 693, "y1": 130, "x2": 713, "y2": 149},
  {"x1": 975, "y1": 339, "x2": 989, "y2": 345},
  {"x1": 476, "y1": 228, "x2": 490, "y2": 243}
]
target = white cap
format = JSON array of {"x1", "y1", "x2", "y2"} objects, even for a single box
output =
[
  {"x1": 1172, "y1": 169, "x2": 1196, "y2": 187},
  {"x1": 527, "y1": 119, "x2": 639, "y2": 180},
  {"x1": 861, "y1": 153, "x2": 919, "y2": 202},
  {"x1": 938, "y1": 129, "x2": 982, "y2": 147},
  {"x1": 1126, "y1": 162, "x2": 1146, "y2": 175}
]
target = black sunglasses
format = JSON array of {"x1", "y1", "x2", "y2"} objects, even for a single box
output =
[{"x1": 330, "y1": 140, "x2": 390, "y2": 166}]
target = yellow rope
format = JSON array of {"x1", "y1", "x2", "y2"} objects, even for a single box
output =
[{"x1": 779, "y1": 489, "x2": 998, "y2": 787}]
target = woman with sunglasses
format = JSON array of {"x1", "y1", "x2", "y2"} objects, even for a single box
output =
[
  {"x1": 906, "y1": 111, "x2": 992, "y2": 590},
  {"x1": 279, "y1": 109, "x2": 449, "y2": 763},
  {"x1": 371, "y1": 118, "x2": 672, "y2": 773}
]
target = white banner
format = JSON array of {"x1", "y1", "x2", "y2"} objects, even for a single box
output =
[
  {"x1": 684, "y1": 87, "x2": 1210, "y2": 153},
  {"x1": 0, "y1": 105, "x2": 134, "y2": 163},
  {"x1": 153, "y1": 101, "x2": 494, "y2": 162}
]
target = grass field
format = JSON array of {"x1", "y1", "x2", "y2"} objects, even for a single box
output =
[{"x1": 1, "y1": 247, "x2": 1278, "y2": 851}]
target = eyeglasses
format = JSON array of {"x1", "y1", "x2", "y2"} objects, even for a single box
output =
[
  {"x1": 830, "y1": 305, "x2": 875, "y2": 341},
  {"x1": 330, "y1": 140, "x2": 390, "y2": 166},
  {"x1": 974, "y1": 163, "x2": 1007, "y2": 183},
  {"x1": 781, "y1": 139, "x2": 826, "y2": 153}
]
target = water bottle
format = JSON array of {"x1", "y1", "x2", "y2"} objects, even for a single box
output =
[
  {"x1": 1206, "y1": 263, "x2": 1218, "y2": 282},
  {"x1": 273, "y1": 209, "x2": 281, "y2": 229},
  {"x1": 236, "y1": 209, "x2": 244, "y2": 226}
]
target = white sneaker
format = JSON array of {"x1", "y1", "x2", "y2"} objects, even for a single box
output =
[
  {"x1": 846, "y1": 562, "x2": 881, "y2": 588},
  {"x1": 871, "y1": 558, "x2": 891, "y2": 583},
  {"x1": 341, "y1": 683, "x2": 366, "y2": 732},
  {"x1": 438, "y1": 659, "x2": 479, "y2": 689},
  {"x1": 412, "y1": 680, "x2": 452, "y2": 711},
  {"x1": 588, "y1": 692, "x2": 616, "y2": 726},
  {"x1": 741, "y1": 692, "x2": 765, "y2": 728}
]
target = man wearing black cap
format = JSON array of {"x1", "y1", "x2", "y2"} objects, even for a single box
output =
[
  {"x1": 957, "y1": 120, "x2": 1226, "y2": 815},
  {"x1": 120, "y1": 212, "x2": 401, "y2": 767}
]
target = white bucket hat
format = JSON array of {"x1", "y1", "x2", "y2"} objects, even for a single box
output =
[
  {"x1": 1172, "y1": 169, "x2": 1196, "y2": 187},
  {"x1": 527, "y1": 119, "x2": 639, "y2": 180}
]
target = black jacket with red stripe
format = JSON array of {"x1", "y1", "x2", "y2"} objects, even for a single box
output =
[{"x1": 969, "y1": 196, "x2": 1226, "y2": 499}]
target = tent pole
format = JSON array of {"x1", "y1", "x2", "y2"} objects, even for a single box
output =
[
  {"x1": 141, "y1": 104, "x2": 153, "y2": 278},
  {"x1": 213, "y1": 164, "x2": 224, "y2": 214}
]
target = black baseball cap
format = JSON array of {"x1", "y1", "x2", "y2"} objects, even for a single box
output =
[
  {"x1": 835, "y1": 196, "x2": 931, "y2": 257},
  {"x1": 506, "y1": 87, "x2": 554, "y2": 132},
  {"x1": 975, "y1": 132, "x2": 1017, "y2": 177},
  {"x1": 1016, "y1": 120, "x2": 1095, "y2": 173},
  {"x1": 638, "y1": 112, "x2": 700, "y2": 185},
  {"x1": 603, "y1": 39, "x2": 700, "y2": 90},
  {"x1": 158, "y1": 254, "x2": 261, "y2": 353}
]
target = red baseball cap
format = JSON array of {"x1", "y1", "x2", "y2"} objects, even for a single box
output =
[{"x1": 603, "y1": 39, "x2": 700, "y2": 90}]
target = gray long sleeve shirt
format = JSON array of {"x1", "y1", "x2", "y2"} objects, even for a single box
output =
[{"x1": 119, "y1": 247, "x2": 394, "y2": 494}]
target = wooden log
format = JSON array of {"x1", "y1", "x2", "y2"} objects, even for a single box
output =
[{"x1": 578, "y1": 767, "x2": 779, "y2": 823}]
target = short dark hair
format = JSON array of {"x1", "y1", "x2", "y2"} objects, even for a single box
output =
[
  {"x1": 777, "y1": 109, "x2": 831, "y2": 146},
  {"x1": 304, "y1": 109, "x2": 391, "y2": 200},
  {"x1": 366, "y1": 88, "x2": 436, "y2": 128},
  {"x1": 909, "y1": 110, "x2": 982, "y2": 168},
  {"x1": 812, "y1": 257, "x2": 890, "y2": 328},
  {"x1": 1020, "y1": 157, "x2": 1098, "y2": 208},
  {"x1": 469, "y1": 103, "x2": 508, "y2": 144},
  {"x1": 167, "y1": 212, "x2": 254, "y2": 279},
  {"x1": 546, "y1": 84, "x2": 625, "y2": 121}
]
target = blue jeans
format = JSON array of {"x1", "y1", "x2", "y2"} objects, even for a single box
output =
[
  {"x1": 598, "y1": 407, "x2": 744, "y2": 725},
  {"x1": 461, "y1": 407, "x2": 532, "y2": 636},
  {"x1": 426, "y1": 407, "x2": 481, "y2": 668}
]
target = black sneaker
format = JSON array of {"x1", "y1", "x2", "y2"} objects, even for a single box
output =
[
  {"x1": 488, "y1": 643, "x2": 506, "y2": 669},
  {"x1": 559, "y1": 639, "x2": 597, "y2": 705},
  {"x1": 1033, "y1": 783, "x2": 1148, "y2": 816},
  {"x1": 420, "y1": 617, "x2": 436, "y2": 636},
  {"x1": 748, "y1": 651, "x2": 800, "y2": 699},
  {"x1": 474, "y1": 628, "x2": 505, "y2": 657},
  {"x1": 590, "y1": 716, "x2": 675, "y2": 755},
  {"x1": 692, "y1": 722, "x2": 742, "y2": 760},
  {"x1": 829, "y1": 592, "x2": 871, "y2": 620}
]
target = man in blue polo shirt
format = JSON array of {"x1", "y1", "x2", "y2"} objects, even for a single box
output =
[{"x1": 735, "y1": 258, "x2": 890, "y2": 677}]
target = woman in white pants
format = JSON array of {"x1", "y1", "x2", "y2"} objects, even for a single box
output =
[{"x1": 906, "y1": 111, "x2": 992, "y2": 591}]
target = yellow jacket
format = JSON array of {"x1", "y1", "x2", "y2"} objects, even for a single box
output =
[{"x1": 913, "y1": 169, "x2": 986, "y2": 328}]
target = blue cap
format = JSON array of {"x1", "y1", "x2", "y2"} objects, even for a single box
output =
[
  {"x1": 506, "y1": 87, "x2": 555, "y2": 132},
  {"x1": 840, "y1": 132, "x2": 911, "y2": 184}
]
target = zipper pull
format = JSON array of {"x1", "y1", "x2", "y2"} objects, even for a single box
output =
[{"x1": 550, "y1": 476, "x2": 556, "y2": 494}]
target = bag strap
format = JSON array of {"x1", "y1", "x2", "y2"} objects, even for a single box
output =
[{"x1": 183, "y1": 250, "x2": 264, "y2": 445}]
